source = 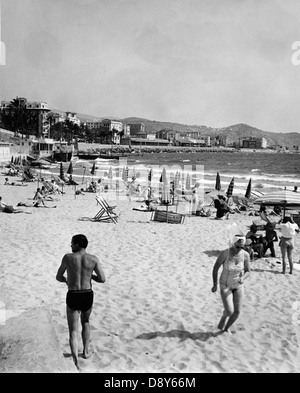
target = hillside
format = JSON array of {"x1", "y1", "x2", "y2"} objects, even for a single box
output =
[{"x1": 122, "y1": 118, "x2": 300, "y2": 148}]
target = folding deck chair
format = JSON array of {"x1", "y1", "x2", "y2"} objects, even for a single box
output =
[{"x1": 94, "y1": 195, "x2": 118, "y2": 224}]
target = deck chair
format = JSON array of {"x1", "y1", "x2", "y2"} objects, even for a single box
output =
[
  {"x1": 94, "y1": 195, "x2": 118, "y2": 224},
  {"x1": 151, "y1": 209, "x2": 185, "y2": 224}
]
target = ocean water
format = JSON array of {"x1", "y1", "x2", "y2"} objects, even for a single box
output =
[{"x1": 45, "y1": 151, "x2": 300, "y2": 195}]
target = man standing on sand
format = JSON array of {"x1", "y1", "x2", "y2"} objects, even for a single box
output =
[{"x1": 56, "y1": 234, "x2": 105, "y2": 369}]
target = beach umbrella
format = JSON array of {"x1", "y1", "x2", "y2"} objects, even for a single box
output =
[
  {"x1": 90, "y1": 162, "x2": 96, "y2": 182},
  {"x1": 122, "y1": 166, "x2": 128, "y2": 182},
  {"x1": 253, "y1": 190, "x2": 300, "y2": 217},
  {"x1": 67, "y1": 161, "x2": 73, "y2": 175},
  {"x1": 185, "y1": 173, "x2": 191, "y2": 190},
  {"x1": 59, "y1": 162, "x2": 65, "y2": 181},
  {"x1": 161, "y1": 167, "x2": 171, "y2": 220},
  {"x1": 131, "y1": 167, "x2": 136, "y2": 181},
  {"x1": 174, "y1": 171, "x2": 180, "y2": 189},
  {"x1": 245, "y1": 178, "x2": 252, "y2": 199},
  {"x1": 108, "y1": 166, "x2": 113, "y2": 188},
  {"x1": 90, "y1": 162, "x2": 96, "y2": 175},
  {"x1": 215, "y1": 172, "x2": 221, "y2": 191},
  {"x1": 226, "y1": 177, "x2": 235, "y2": 198},
  {"x1": 148, "y1": 168, "x2": 152, "y2": 184}
]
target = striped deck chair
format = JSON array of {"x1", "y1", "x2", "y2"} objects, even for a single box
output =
[{"x1": 94, "y1": 196, "x2": 118, "y2": 224}]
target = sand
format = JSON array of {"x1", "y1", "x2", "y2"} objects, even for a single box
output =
[{"x1": 0, "y1": 172, "x2": 300, "y2": 373}]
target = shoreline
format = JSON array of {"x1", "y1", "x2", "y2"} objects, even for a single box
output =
[{"x1": 77, "y1": 143, "x2": 289, "y2": 156}]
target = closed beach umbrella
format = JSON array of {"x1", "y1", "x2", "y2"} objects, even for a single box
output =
[
  {"x1": 254, "y1": 190, "x2": 300, "y2": 217},
  {"x1": 174, "y1": 171, "x2": 180, "y2": 189},
  {"x1": 59, "y1": 162, "x2": 65, "y2": 181},
  {"x1": 67, "y1": 161, "x2": 73, "y2": 175},
  {"x1": 245, "y1": 178, "x2": 252, "y2": 199},
  {"x1": 90, "y1": 162, "x2": 96, "y2": 176},
  {"x1": 215, "y1": 172, "x2": 221, "y2": 191},
  {"x1": 185, "y1": 173, "x2": 191, "y2": 190},
  {"x1": 148, "y1": 168, "x2": 152, "y2": 184},
  {"x1": 161, "y1": 167, "x2": 171, "y2": 205},
  {"x1": 122, "y1": 166, "x2": 128, "y2": 182},
  {"x1": 90, "y1": 162, "x2": 96, "y2": 182},
  {"x1": 108, "y1": 166, "x2": 113, "y2": 188},
  {"x1": 226, "y1": 177, "x2": 235, "y2": 198},
  {"x1": 132, "y1": 167, "x2": 136, "y2": 181}
]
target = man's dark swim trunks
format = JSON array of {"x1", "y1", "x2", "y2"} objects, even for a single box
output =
[{"x1": 66, "y1": 289, "x2": 94, "y2": 312}]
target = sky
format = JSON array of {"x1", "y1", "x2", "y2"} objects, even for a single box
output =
[{"x1": 1, "y1": 0, "x2": 300, "y2": 133}]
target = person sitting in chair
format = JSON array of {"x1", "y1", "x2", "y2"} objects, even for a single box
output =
[{"x1": 214, "y1": 195, "x2": 232, "y2": 219}]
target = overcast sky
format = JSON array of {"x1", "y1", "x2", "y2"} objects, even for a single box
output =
[{"x1": 1, "y1": 0, "x2": 300, "y2": 133}]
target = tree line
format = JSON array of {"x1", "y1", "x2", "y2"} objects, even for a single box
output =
[{"x1": 0, "y1": 97, "x2": 123, "y2": 144}]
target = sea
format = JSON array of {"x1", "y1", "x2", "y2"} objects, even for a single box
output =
[{"x1": 43, "y1": 150, "x2": 300, "y2": 196}]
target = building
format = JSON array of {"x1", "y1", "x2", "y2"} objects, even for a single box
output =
[
  {"x1": 101, "y1": 119, "x2": 124, "y2": 144},
  {"x1": 48, "y1": 112, "x2": 65, "y2": 125},
  {"x1": 0, "y1": 141, "x2": 11, "y2": 163},
  {"x1": 85, "y1": 120, "x2": 102, "y2": 130},
  {"x1": 65, "y1": 112, "x2": 80, "y2": 126},
  {"x1": 1, "y1": 98, "x2": 51, "y2": 137},
  {"x1": 241, "y1": 137, "x2": 267, "y2": 149},
  {"x1": 128, "y1": 123, "x2": 146, "y2": 138}
]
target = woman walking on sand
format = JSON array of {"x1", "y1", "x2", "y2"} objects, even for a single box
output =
[
  {"x1": 212, "y1": 233, "x2": 250, "y2": 334},
  {"x1": 278, "y1": 216, "x2": 299, "y2": 275}
]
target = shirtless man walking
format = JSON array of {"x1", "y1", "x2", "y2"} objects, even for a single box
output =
[{"x1": 56, "y1": 234, "x2": 105, "y2": 369}]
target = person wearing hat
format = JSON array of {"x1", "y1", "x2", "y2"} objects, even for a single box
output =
[{"x1": 211, "y1": 233, "x2": 250, "y2": 334}]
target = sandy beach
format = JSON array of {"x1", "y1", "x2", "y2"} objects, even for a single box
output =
[{"x1": 1, "y1": 172, "x2": 300, "y2": 374}]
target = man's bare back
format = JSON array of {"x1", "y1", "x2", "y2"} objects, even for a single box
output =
[
  {"x1": 56, "y1": 237, "x2": 105, "y2": 289},
  {"x1": 55, "y1": 234, "x2": 105, "y2": 370}
]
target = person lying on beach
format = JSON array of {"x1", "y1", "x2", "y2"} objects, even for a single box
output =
[
  {"x1": 56, "y1": 234, "x2": 106, "y2": 370},
  {"x1": 0, "y1": 196, "x2": 31, "y2": 214},
  {"x1": 211, "y1": 234, "x2": 250, "y2": 334},
  {"x1": 4, "y1": 177, "x2": 27, "y2": 186}
]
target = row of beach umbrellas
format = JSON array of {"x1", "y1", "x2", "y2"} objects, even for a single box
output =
[{"x1": 215, "y1": 172, "x2": 252, "y2": 199}]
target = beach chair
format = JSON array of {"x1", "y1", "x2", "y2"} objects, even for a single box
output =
[
  {"x1": 94, "y1": 195, "x2": 118, "y2": 224},
  {"x1": 150, "y1": 209, "x2": 185, "y2": 224}
]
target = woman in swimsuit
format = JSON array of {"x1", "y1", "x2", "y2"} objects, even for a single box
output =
[{"x1": 212, "y1": 235, "x2": 250, "y2": 333}]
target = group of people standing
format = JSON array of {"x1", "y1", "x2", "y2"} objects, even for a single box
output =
[{"x1": 211, "y1": 214, "x2": 299, "y2": 336}]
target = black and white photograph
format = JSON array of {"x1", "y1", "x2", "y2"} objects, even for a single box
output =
[{"x1": 1, "y1": 0, "x2": 300, "y2": 374}]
